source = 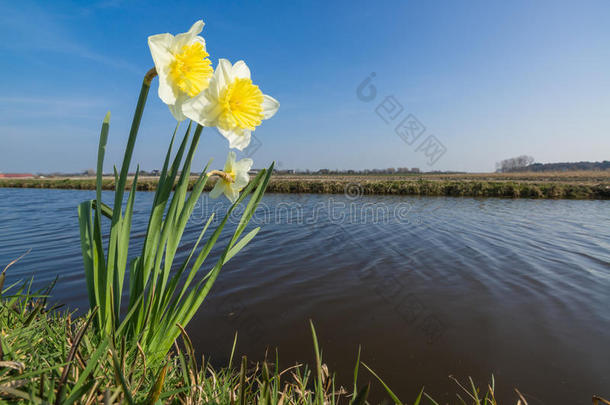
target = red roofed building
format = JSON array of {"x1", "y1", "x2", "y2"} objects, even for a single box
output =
[{"x1": 0, "y1": 173, "x2": 35, "y2": 178}]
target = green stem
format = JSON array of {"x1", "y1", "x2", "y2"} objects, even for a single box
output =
[
  {"x1": 106, "y1": 68, "x2": 156, "y2": 334},
  {"x1": 114, "y1": 67, "x2": 156, "y2": 206}
]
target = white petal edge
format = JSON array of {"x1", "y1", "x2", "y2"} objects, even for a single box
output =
[
  {"x1": 233, "y1": 159, "x2": 253, "y2": 189},
  {"x1": 261, "y1": 95, "x2": 280, "y2": 119},
  {"x1": 232, "y1": 61, "x2": 251, "y2": 80},
  {"x1": 234, "y1": 158, "x2": 254, "y2": 174},
  {"x1": 218, "y1": 128, "x2": 251, "y2": 151},
  {"x1": 182, "y1": 92, "x2": 214, "y2": 126},
  {"x1": 168, "y1": 102, "x2": 186, "y2": 122},
  {"x1": 172, "y1": 20, "x2": 205, "y2": 51},
  {"x1": 209, "y1": 180, "x2": 224, "y2": 199},
  {"x1": 215, "y1": 59, "x2": 234, "y2": 92},
  {"x1": 148, "y1": 33, "x2": 177, "y2": 105},
  {"x1": 225, "y1": 187, "x2": 239, "y2": 204},
  {"x1": 224, "y1": 151, "x2": 237, "y2": 172}
]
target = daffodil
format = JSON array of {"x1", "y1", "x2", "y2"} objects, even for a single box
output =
[
  {"x1": 183, "y1": 59, "x2": 279, "y2": 150},
  {"x1": 148, "y1": 20, "x2": 213, "y2": 121},
  {"x1": 209, "y1": 151, "x2": 253, "y2": 203}
]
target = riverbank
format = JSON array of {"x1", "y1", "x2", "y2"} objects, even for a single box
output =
[
  {"x1": 0, "y1": 283, "x2": 515, "y2": 405},
  {"x1": 2, "y1": 171, "x2": 610, "y2": 199}
]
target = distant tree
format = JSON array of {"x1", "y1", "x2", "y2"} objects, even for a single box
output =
[
  {"x1": 519, "y1": 160, "x2": 610, "y2": 172},
  {"x1": 84, "y1": 168, "x2": 95, "y2": 176},
  {"x1": 495, "y1": 155, "x2": 535, "y2": 172}
]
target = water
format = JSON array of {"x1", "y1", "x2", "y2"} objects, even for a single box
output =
[{"x1": 1, "y1": 188, "x2": 609, "y2": 403}]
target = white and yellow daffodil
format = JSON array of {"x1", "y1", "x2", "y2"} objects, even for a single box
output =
[
  {"x1": 183, "y1": 59, "x2": 279, "y2": 150},
  {"x1": 209, "y1": 151, "x2": 253, "y2": 203},
  {"x1": 148, "y1": 20, "x2": 213, "y2": 121}
]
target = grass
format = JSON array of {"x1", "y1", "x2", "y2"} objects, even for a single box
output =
[
  {"x1": 0, "y1": 266, "x2": 550, "y2": 404},
  {"x1": 5, "y1": 266, "x2": 607, "y2": 405},
  {"x1": 0, "y1": 176, "x2": 610, "y2": 199},
  {"x1": 276, "y1": 170, "x2": 610, "y2": 183},
  {"x1": 266, "y1": 178, "x2": 610, "y2": 199},
  {"x1": 3, "y1": 251, "x2": 609, "y2": 404},
  {"x1": 1, "y1": 172, "x2": 609, "y2": 199},
  {"x1": 4, "y1": 254, "x2": 608, "y2": 405}
]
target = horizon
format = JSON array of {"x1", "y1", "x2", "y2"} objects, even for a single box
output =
[
  {"x1": 1, "y1": 0, "x2": 610, "y2": 173},
  {"x1": 3, "y1": 158, "x2": 610, "y2": 176}
]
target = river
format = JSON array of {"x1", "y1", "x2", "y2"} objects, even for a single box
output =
[{"x1": 1, "y1": 188, "x2": 609, "y2": 403}]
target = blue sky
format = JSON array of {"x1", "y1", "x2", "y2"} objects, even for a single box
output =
[{"x1": 1, "y1": 0, "x2": 609, "y2": 173}]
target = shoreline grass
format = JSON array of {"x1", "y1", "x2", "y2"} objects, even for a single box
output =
[
  {"x1": 0, "y1": 276, "x2": 537, "y2": 405},
  {"x1": 4, "y1": 273, "x2": 609, "y2": 404},
  {"x1": 1, "y1": 176, "x2": 609, "y2": 199}
]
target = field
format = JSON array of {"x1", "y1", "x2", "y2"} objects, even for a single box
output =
[
  {"x1": 276, "y1": 170, "x2": 610, "y2": 184},
  {"x1": 1, "y1": 171, "x2": 609, "y2": 199}
]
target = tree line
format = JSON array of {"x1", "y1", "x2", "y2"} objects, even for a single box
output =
[{"x1": 496, "y1": 156, "x2": 610, "y2": 172}]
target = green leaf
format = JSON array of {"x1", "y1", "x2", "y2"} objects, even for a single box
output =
[
  {"x1": 350, "y1": 383, "x2": 370, "y2": 405},
  {"x1": 353, "y1": 345, "x2": 361, "y2": 394},
  {"x1": 361, "y1": 362, "x2": 402, "y2": 405},
  {"x1": 144, "y1": 363, "x2": 168, "y2": 405},
  {"x1": 225, "y1": 227, "x2": 260, "y2": 263},
  {"x1": 309, "y1": 320, "x2": 324, "y2": 405},
  {"x1": 63, "y1": 338, "x2": 109, "y2": 404},
  {"x1": 91, "y1": 200, "x2": 113, "y2": 219},
  {"x1": 111, "y1": 349, "x2": 135, "y2": 405},
  {"x1": 413, "y1": 387, "x2": 425, "y2": 405},
  {"x1": 78, "y1": 201, "x2": 98, "y2": 314}
]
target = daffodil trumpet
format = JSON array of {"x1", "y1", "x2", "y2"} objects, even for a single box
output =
[
  {"x1": 183, "y1": 59, "x2": 279, "y2": 150},
  {"x1": 148, "y1": 20, "x2": 214, "y2": 121}
]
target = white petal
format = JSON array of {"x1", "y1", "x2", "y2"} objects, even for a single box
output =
[
  {"x1": 182, "y1": 91, "x2": 215, "y2": 126},
  {"x1": 232, "y1": 60, "x2": 251, "y2": 80},
  {"x1": 158, "y1": 78, "x2": 177, "y2": 105},
  {"x1": 168, "y1": 102, "x2": 186, "y2": 122},
  {"x1": 172, "y1": 20, "x2": 205, "y2": 51},
  {"x1": 234, "y1": 159, "x2": 253, "y2": 189},
  {"x1": 148, "y1": 33, "x2": 177, "y2": 105},
  {"x1": 203, "y1": 69, "x2": 222, "y2": 102},
  {"x1": 148, "y1": 33, "x2": 173, "y2": 67},
  {"x1": 233, "y1": 176, "x2": 249, "y2": 191},
  {"x1": 192, "y1": 35, "x2": 206, "y2": 48},
  {"x1": 235, "y1": 158, "x2": 254, "y2": 174},
  {"x1": 233, "y1": 177, "x2": 247, "y2": 191},
  {"x1": 215, "y1": 59, "x2": 234, "y2": 91},
  {"x1": 209, "y1": 180, "x2": 224, "y2": 199},
  {"x1": 224, "y1": 151, "x2": 236, "y2": 172},
  {"x1": 218, "y1": 127, "x2": 251, "y2": 151},
  {"x1": 225, "y1": 187, "x2": 239, "y2": 204},
  {"x1": 261, "y1": 95, "x2": 280, "y2": 119}
]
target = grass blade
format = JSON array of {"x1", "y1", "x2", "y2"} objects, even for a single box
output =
[
  {"x1": 350, "y1": 383, "x2": 370, "y2": 405},
  {"x1": 361, "y1": 362, "x2": 402, "y2": 405},
  {"x1": 309, "y1": 320, "x2": 324, "y2": 405}
]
